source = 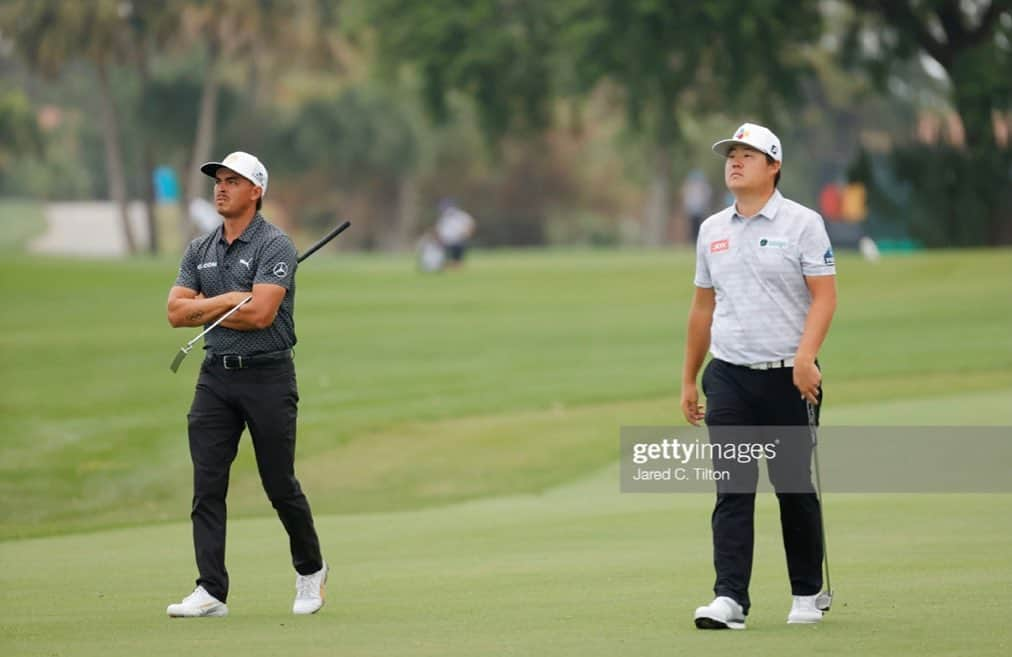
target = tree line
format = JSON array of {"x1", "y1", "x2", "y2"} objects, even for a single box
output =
[{"x1": 1, "y1": 0, "x2": 1009, "y2": 250}]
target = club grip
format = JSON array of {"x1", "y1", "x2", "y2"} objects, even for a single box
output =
[{"x1": 297, "y1": 221, "x2": 351, "y2": 262}]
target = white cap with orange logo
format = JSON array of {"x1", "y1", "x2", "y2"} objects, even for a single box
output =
[{"x1": 712, "y1": 123, "x2": 782, "y2": 162}]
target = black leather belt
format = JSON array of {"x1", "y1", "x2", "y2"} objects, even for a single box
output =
[{"x1": 206, "y1": 349, "x2": 292, "y2": 370}]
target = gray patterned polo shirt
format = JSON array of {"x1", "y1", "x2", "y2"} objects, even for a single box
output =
[
  {"x1": 174, "y1": 213, "x2": 297, "y2": 356},
  {"x1": 693, "y1": 189, "x2": 836, "y2": 365}
]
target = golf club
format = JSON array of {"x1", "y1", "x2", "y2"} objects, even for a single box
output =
[
  {"x1": 807, "y1": 400, "x2": 834, "y2": 611},
  {"x1": 169, "y1": 220, "x2": 351, "y2": 373}
]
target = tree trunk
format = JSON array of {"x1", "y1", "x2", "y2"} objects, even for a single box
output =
[
  {"x1": 95, "y1": 59, "x2": 137, "y2": 255},
  {"x1": 133, "y1": 46, "x2": 159, "y2": 255},
  {"x1": 950, "y1": 75, "x2": 994, "y2": 153},
  {"x1": 180, "y1": 48, "x2": 221, "y2": 246},
  {"x1": 642, "y1": 144, "x2": 673, "y2": 246},
  {"x1": 141, "y1": 143, "x2": 159, "y2": 255},
  {"x1": 949, "y1": 56, "x2": 1003, "y2": 245},
  {"x1": 241, "y1": 52, "x2": 262, "y2": 145}
]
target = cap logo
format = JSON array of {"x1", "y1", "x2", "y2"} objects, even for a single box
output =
[
  {"x1": 735, "y1": 129, "x2": 748, "y2": 139},
  {"x1": 770, "y1": 144, "x2": 778, "y2": 155}
]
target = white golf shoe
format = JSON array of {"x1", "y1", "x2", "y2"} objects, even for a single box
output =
[
  {"x1": 694, "y1": 596, "x2": 746, "y2": 630},
  {"x1": 293, "y1": 562, "x2": 328, "y2": 615},
  {"x1": 166, "y1": 585, "x2": 228, "y2": 618},
  {"x1": 787, "y1": 594, "x2": 824, "y2": 624}
]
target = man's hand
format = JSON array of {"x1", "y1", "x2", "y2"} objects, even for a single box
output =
[
  {"x1": 218, "y1": 283, "x2": 285, "y2": 331},
  {"x1": 793, "y1": 359, "x2": 822, "y2": 404},
  {"x1": 681, "y1": 382, "x2": 705, "y2": 426}
]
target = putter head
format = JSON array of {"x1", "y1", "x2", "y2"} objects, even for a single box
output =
[
  {"x1": 169, "y1": 347, "x2": 190, "y2": 373},
  {"x1": 815, "y1": 590, "x2": 833, "y2": 612}
]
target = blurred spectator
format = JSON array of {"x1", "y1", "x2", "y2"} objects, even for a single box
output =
[
  {"x1": 841, "y1": 182, "x2": 867, "y2": 223},
  {"x1": 189, "y1": 197, "x2": 220, "y2": 233},
  {"x1": 858, "y1": 235, "x2": 880, "y2": 262},
  {"x1": 818, "y1": 182, "x2": 843, "y2": 221},
  {"x1": 435, "y1": 199, "x2": 476, "y2": 268},
  {"x1": 416, "y1": 229, "x2": 445, "y2": 273},
  {"x1": 681, "y1": 169, "x2": 712, "y2": 242},
  {"x1": 154, "y1": 166, "x2": 180, "y2": 204}
]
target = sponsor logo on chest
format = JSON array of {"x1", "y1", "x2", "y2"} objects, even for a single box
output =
[{"x1": 710, "y1": 239, "x2": 730, "y2": 253}]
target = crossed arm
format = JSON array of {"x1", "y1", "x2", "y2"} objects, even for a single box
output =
[{"x1": 166, "y1": 284, "x2": 287, "y2": 331}]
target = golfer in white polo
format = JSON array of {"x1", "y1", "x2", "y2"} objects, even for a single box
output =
[{"x1": 680, "y1": 123, "x2": 837, "y2": 629}]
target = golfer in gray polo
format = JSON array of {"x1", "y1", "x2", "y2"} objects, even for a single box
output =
[{"x1": 680, "y1": 123, "x2": 837, "y2": 629}]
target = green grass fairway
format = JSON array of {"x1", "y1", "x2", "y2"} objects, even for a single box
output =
[
  {"x1": 3, "y1": 469, "x2": 1011, "y2": 656},
  {"x1": 2, "y1": 248, "x2": 1011, "y2": 656}
]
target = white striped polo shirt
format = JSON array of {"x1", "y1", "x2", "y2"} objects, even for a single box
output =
[{"x1": 693, "y1": 189, "x2": 836, "y2": 366}]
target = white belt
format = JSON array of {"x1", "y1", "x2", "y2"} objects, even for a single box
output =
[{"x1": 747, "y1": 358, "x2": 795, "y2": 370}]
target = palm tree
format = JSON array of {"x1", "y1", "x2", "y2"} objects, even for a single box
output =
[{"x1": 172, "y1": 0, "x2": 324, "y2": 245}]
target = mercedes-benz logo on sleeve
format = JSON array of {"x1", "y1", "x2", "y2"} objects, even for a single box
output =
[{"x1": 272, "y1": 262, "x2": 288, "y2": 277}]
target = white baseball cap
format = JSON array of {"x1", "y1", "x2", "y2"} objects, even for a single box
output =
[
  {"x1": 712, "y1": 123, "x2": 782, "y2": 162},
  {"x1": 200, "y1": 151, "x2": 269, "y2": 196}
]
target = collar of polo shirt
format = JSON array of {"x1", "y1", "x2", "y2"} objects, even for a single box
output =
[
  {"x1": 733, "y1": 189, "x2": 784, "y2": 221},
  {"x1": 218, "y1": 213, "x2": 265, "y2": 244}
]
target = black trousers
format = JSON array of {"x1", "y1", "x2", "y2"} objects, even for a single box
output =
[
  {"x1": 187, "y1": 358, "x2": 323, "y2": 602},
  {"x1": 700, "y1": 358, "x2": 823, "y2": 614}
]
